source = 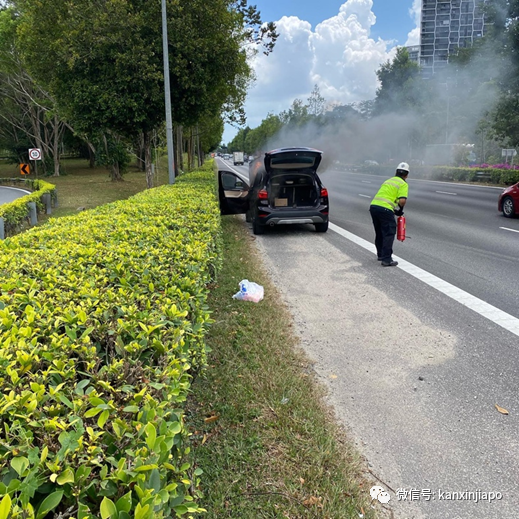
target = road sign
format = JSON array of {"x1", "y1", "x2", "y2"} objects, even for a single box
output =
[
  {"x1": 20, "y1": 163, "x2": 30, "y2": 175},
  {"x1": 501, "y1": 149, "x2": 517, "y2": 157},
  {"x1": 29, "y1": 148, "x2": 42, "y2": 160}
]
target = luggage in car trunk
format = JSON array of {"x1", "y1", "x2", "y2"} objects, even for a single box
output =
[{"x1": 268, "y1": 174, "x2": 319, "y2": 208}]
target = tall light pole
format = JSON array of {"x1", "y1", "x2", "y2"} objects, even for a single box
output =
[{"x1": 162, "y1": 0, "x2": 175, "y2": 184}]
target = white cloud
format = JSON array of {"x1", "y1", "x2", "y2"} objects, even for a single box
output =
[
  {"x1": 405, "y1": 0, "x2": 421, "y2": 46},
  {"x1": 224, "y1": 0, "x2": 416, "y2": 142}
]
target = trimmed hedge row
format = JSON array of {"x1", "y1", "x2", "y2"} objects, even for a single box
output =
[
  {"x1": 351, "y1": 165, "x2": 519, "y2": 185},
  {"x1": 0, "y1": 179, "x2": 57, "y2": 235},
  {"x1": 0, "y1": 165, "x2": 221, "y2": 518}
]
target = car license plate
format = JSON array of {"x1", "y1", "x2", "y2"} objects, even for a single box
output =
[{"x1": 275, "y1": 198, "x2": 288, "y2": 207}]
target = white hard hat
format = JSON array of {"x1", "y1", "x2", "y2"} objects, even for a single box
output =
[{"x1": 397, "y1": 162, "x2": 409, "y2": 173}]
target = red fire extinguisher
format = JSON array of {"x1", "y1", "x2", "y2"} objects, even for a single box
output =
[{"x1": 397, "y1": 215, "x2": 406, "y2": 242}]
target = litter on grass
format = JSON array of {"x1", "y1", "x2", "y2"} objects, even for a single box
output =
[{"x1": 232, "y1": 279, "x2": 264, "y2": 303}]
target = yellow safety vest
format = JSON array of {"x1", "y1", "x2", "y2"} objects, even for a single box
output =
[{"x1": 371, "y1": 176, "x2": 408, "y2": 210}]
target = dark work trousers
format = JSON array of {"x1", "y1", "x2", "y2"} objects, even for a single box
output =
[{"x1": 369, "y1": 205, "x2": 396, "y2": 262}]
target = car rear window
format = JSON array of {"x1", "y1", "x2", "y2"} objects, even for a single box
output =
[{"x1": 270, "y1": 156, "x2": 316, "y2": 169}]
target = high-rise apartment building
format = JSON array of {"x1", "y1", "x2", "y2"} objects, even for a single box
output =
[
  {"x1": 420, "y1": 0, "x2": 488, "y2": 78},
  {"x1": 406, "y1": 45, "x2": 421, "y2": 64}
]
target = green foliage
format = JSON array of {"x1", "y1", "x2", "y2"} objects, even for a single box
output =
[
  {"x1": 92, "y1": 134, "x2": 132, "y2": 180},
  {"x1": 0, "y1": 166, "x2": 221, "y2": 517},
  {"x1": 307, "y1": 84, "x2": 326, "y2": 117},
  {"x1": 242, "y1": 114, "x2": 283, "y2": 153},
  {"x1": 374, "y1": 47, "x2": 422, "y2": 116},
  {"x1": 0, "y1": 179, "x2": 55, "y2": 234},
  {"x1": 279, "y1": 98, "x2": 311, "y2": 127}
]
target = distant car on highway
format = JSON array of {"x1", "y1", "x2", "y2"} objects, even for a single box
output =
[
  {"x1": 217, "y1": 147, "x2": 329, "y2": 235},
  {"x1": 498, "y1": 182, "x2": 519, "y2": 217}
]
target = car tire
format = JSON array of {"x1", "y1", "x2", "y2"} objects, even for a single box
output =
[
  {"x1": 252, "y1": 217, "x2": 265, "y2": 235},
  {"x1": 314, "y1": 221, "x2": 328, "y2": 233},
  {"x1": 502, "y1": 196, "x2": 516, "y2": 218},
  {"x1": 245, "y1": 210, "x2": 252, "y2": 223}
]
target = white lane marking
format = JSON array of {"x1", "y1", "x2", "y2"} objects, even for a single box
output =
[
  {"x1": 359, "y1": 194, "x2": 371, "y2": 198},
  {"x1": 500, "y1": 227, "x2": 519, "y2": 234},
  {"x1": 362, "y1": 181, "x2": 372, "y2": 184},
  {"x1": 329, "y1": 222, "x2": 519, "y2": 338},
  {"x1": 436, "y1": 191, "x2": 457, "y2": 195}
]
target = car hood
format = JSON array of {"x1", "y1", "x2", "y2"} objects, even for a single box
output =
[
  {"x1": 264, "y1": 147, "x2": 322, "y2": 174},
  {"x1": 502, "y1": 182, "x2": 519, "y2": 195}
]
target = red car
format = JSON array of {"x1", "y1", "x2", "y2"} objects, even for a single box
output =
[{"x1": 498, "y1": 182, "x2": 519, "y2": 217}]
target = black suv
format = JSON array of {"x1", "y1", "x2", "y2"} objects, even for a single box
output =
[{"x1": 218, "y1": 147, "x2": 329, "y2": 234}]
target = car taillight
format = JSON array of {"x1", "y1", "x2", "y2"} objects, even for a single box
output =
[
  {"x1": 320, "y1": 188, "x2": 328, "y2": 197},
  {"x1": 258, "y1": 189, "x2": 268, "y2": 199}
]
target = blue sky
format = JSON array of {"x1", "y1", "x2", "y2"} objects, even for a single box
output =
[{"x1": 223, "y1": 0, "x2": 421, "y2": 143}]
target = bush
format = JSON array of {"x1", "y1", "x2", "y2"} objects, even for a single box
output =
[
  {"x1": 0, "y1": 179, "x2": 56, "y2": 235},
  {"x1": 0, "y1": 166, "x2": 221, "y2": 518}
]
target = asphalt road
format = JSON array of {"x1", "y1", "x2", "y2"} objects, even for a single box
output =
[
  {"x1": 0, "y1": 185, "x2": 31, "y2": 205},
  {"x1": 216, "y1": 157, "x2": 519, "y2": 518},
  {"x1": 219, "y1": 159, "x2": 519, "y2": 321},
  {"x1": 322, "y1": 169, "x2": 519, "y2": 320}
]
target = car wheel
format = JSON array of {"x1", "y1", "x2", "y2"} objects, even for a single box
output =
[
  {"x1": 252, "y1": 217, "x2": 265, "y2": 235},
  {"x1": 502, "y1": 196, "x2": 515, "y2": 218},
  {"x1": 314, "y1": 221, "x2": 328, "y2": 233},
  {"x1": 245, "y1": 209, "x2": 252, "y2": 223}
]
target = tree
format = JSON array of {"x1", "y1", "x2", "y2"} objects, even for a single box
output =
[
  {"x1": 14, "y1": 0, "x2": 277, "y2": 185},
  {"x1": 243, "y1": 113, "x2": 283, "y2": 152},
  {"x1": 307, "y1": 84, "x2": 326, "y2": 117},
  {"x1": 279, "y1": 99, "x2": 310, "y2": 127},
  {"x1": 228, "y1": 126, "x2": 251, "y2": 153},
  {"x1": 322, "y1": 103, "x2": 361, "y2": 124},
  {"x1": 373, "y1": 47, "x2": 421, "y2": 115},
  {"x1": 0, "y1": 7, "x2": 67, "y2": 175},
  {"x1": 488, "y1": 0, "x2": 519, "y2": 146}
]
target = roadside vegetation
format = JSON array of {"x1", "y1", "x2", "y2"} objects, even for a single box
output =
[
  {"x1": 0, "y1": 163, "x2": 222, "y2": 518},
  {"x1": 188, "y1": 214, "x2": 379, "y2": 518},
  {"x1": 0, "y1": 1, "x2": 277, "y2": 183},
  {"x1": 0, "y1": 161, "x2": 385, "y2": 517}
]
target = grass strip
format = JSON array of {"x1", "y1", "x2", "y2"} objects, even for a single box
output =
[{"x1": 189, "y1": 215, "x2": 380, "y2": 518}]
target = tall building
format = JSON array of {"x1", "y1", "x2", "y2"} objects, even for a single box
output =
[
  {"x1": 420, "y1": 0, "x2": 488, "y2": 78},
  {"x1": 406, "y1": 45, "x2": 421, "y2": 64}
]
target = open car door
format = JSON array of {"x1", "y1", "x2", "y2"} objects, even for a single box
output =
[{"x1": 218, "y1": 170, "x2": 250, "y2": 215}]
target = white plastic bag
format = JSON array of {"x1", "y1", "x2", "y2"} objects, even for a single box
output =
[{"x1": 232, "y1": 279, "x2": 264, "y2": 303}]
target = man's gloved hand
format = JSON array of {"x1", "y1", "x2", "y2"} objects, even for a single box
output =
[{"x1": 394, "y1": 205, "x2": 404, "y2": 216}]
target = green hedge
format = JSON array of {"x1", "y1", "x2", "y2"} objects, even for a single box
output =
[
  {"x1": 0, "y1": 165, "x2": 221, "y2": 518},
  {"x1": 0, "y1": 179, "x2": 57, "y2": 235},
  {"x1": 352, "y1": 165, "x2": 519, "y2": 185}
]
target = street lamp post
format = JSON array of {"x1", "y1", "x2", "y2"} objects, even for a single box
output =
[{"x1": 161, "y1": 0, "x2": 175, "y2": 184}]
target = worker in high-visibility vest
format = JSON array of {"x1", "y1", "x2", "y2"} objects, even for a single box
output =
[{"x1": 369, "y1": 162, "x2": 409, "y2": 267}]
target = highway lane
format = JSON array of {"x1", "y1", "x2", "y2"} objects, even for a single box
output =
[
  {"x1": 319, "y1": 169, "x2": 519, "y2": 320},
  {"x1": 217, "y1": 157, "x2": 519, "y2": 516},
  {"x1": 216, "y1": 158, "x2": 519, "y2": 319}
]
